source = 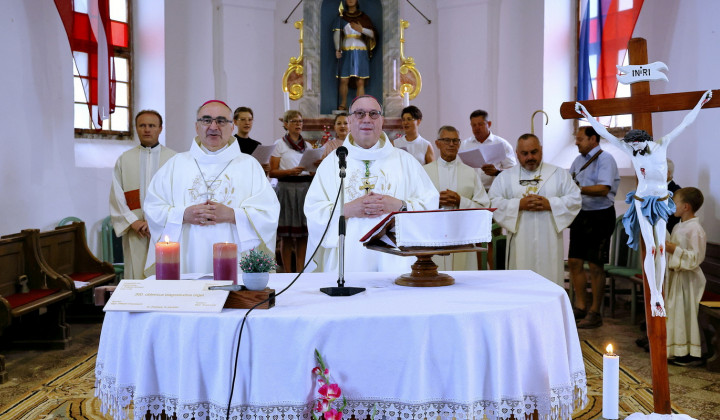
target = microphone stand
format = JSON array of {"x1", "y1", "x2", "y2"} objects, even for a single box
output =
[{"x1": 321, "y1": 148, "x2": 365, "y2": 297}]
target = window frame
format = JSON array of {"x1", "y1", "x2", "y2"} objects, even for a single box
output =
[{"x1": 74, "y1": 0, "x2": 134, "y2": 140}]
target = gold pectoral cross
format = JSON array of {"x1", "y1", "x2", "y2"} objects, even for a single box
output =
[
  {"x1": 360, "y1": 160, "x2": 376, "y2": 195},
  {"x1": 360, "y1": 178, "x2": 376, "y2": 195}
]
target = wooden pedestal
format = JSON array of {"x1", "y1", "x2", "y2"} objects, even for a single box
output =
[
  {"x1": 224, "y1": 287, "x2": 275, "y2": 309},
  {"x1": 365, "y1": 243, "x2": 485, "y2": 287}
]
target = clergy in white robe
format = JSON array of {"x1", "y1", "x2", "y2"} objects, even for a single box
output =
[
  {"x1": 109, "y1": 110, "x2": 176, "y2": 279},
  {"x1": 489, "y1": 134, "x2": 581, "y2": 285},
  {"x1": 144, "y1": 100, "x2": 280, "y2": 276},
  {"x1": 304, "y1": 95, "x2": 439, "y2": 273},
  {"x1": 665, "y1": 188, "x2": 707, "y2": 359},
  {"x1": 424, "y1": 125, "x2": 489, "y2": 271}
]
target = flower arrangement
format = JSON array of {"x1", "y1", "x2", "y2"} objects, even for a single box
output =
[
  {"x1": 239, "y1": 248, "x2": 277, "y2": 273},
  {"x1": 311, "y1": 349, "x2": 347, "y2": 420}
]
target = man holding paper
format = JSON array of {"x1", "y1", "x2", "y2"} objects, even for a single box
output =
[
  {"x1": 489, "y1": 134, "x2": 581, "y2": 285},
  {"x1": 304, "y1": 95, "x2": 439, "y2": 273},
  {"x1": 144, "y1": 100, "x2": 280, "y2": 276},
  {"x1": 459, "y1": 109, "x2": 516, "y2": 190},
  {"x1": 424, "y1": 125, "x2": 489, "y2": 270}
]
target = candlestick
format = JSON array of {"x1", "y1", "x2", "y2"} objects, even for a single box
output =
[
  {"x1": 393, "y1": 60, "x2": 397, "y2": 91},
  {"x1": 155, "y1": 239, "x2": 180, "y2": 280},
  {"x1": 307, "y1": 63, "x2": 313, "y2": 91},
  {"x1": 283, "y1": 91, "x2": 291, "y2": 111},
  {"x1": 603, "y1": 344, "x2": 619, "y2": 419},
  {"x1": 213, "y1": 242, "x2": 238, "y2": 284}
]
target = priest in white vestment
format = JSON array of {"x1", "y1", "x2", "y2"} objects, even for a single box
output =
[
  {"x1": 424, "y1": 125, "x2": 489, "y2": 271},
  {"x1": 489, "y1": 134, "x2": 581, "y2": 285},
  {"x1": 144, "y1": 100, "x2": 280, "y2": 276},
  {"x1": 110, "y1": 110, "x2": 176, "y2": 279},
  {"x1": 304, "y1": 95, "x2": 439, "y2": 273}
]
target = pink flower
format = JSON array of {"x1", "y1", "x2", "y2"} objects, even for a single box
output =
[
  {"x1": 324, "y1": 409, "x2": 342, "y2": 420},
  {"x1": 318, "y1": 383, "x2": 341, "y2": 401},
  {"x1": 312, "y1": 367, "x2": 322, "y2": 375},
  {"x1": 315, "y1": 398, "x2": 330, "y2": 413}
]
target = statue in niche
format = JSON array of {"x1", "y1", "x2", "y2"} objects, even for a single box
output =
[{"x1": 333, "y1": 0, "x2": 377, "y2": 110}]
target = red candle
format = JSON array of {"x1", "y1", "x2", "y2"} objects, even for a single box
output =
[
  {"x1": 213, "y1": 242, "x2": 238, "y2": 284},
  {"x1": 155, "y1": 239, "x2": 180, "y2": 280}
]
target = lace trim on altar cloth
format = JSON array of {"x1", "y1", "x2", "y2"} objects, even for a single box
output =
[{"x1": 95, "y1": 368, "x2": 587, "y2": 420}]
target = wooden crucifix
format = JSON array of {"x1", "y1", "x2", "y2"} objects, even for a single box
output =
[{"x1": 560, "y1": 37, "x2": 720, "y2": 414}]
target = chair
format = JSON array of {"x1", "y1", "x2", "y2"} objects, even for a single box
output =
[
  {"x1": 476, "y1": 223, "x2": 505, "y2": 270},
  {"x1": 606, "y1": 216, "x2": 643, "y2": 323},
  {"x1": 58, "y1": 216, "x2": 83, "y2": 227},
  {"x1": 101, "y1": 216, "x2": 124, "y2": 280}
]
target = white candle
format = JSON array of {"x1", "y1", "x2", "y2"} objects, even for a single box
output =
[
  {"x1": 283, "y1": 91, "x2": 290, "y2": 111},
  {"x1": 403, "y1": 91, "x2": 410, "y2": 107},
  {"x1": 602, "y1": 344, "x2": 619, "y2": 419},
  {"x1": 393, "y1": 60, "x2": 397, "y2": 91}
]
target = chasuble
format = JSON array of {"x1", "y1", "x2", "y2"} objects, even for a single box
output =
[
  {"x1": 489, "y1": 163, "x2": 581, "y2": 285},
  {"x1": 144, "y1": 138, "x2": 280, "y2": 275}
]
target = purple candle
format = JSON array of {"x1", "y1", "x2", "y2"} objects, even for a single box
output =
[
  {"x1": 155, "y1": 240, "x2": 180, "y2": 280},
  {"x1": 213, "y1": 242, "x2": 238, "y2": 284}
]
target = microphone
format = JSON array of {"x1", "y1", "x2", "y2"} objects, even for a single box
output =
[{"x1": 336, "y1": 146, "x2": 348, "y2": 170}]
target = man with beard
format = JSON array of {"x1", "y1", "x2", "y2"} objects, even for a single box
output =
[{"x1": 489, "y1": 134, "x2": 581, "y2": 286}]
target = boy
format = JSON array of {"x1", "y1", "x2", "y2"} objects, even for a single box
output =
[{"x1": 665, "y1": 187, "x2": 707, "y2": 366}]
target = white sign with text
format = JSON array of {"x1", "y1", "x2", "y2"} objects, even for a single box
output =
[{"x1": 104, "y1": 279, "x2": 233, "y2": 313}]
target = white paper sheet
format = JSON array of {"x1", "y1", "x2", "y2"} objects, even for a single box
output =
[
  {"x1": 297, "y1": 148, "x2": 325, "y2": 172},
  {"x1": 458, "y1": 143, "x2": 506, "y2": 168},
  {"x1": 251, "y1": 144, "x2": 276, "y2": 165}
]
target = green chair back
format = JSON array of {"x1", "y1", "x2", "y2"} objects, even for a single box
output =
[{"x1": 57, "y1": 216, "x2": 83, "y2": 227}]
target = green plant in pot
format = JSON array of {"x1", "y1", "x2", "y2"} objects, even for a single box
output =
[{"x1": 239, "y1": 248, "x2": 277, "y2": 290}]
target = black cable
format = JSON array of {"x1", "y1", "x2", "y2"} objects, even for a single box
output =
[{"x1": 225, "y1": 181, "x2": 343, "y2": 419}]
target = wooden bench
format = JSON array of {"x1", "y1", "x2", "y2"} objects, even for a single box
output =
[
  {"x1": 37, "y1": 222, "x2": 116, "y2": 294},
  {"x1": 699, "y1": 242, "x2": 720, "y2": 371},
  {"x1": 0, "y1": 230, "x2": 74, "y2": 383}
]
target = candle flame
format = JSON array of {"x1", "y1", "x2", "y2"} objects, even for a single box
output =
[
  {"x1": 164, "y1": 235, "x2": 170, "y2": 243},
  {"x1": 606, "y1": 344, "x2": 614, "y2": 354}
]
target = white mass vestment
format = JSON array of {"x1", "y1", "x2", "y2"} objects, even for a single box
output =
[
  {"x1": 109, "y1": 144, "x2": 176, "y2": 279},
  {"x1": 666, "y1": 217, "x2": 706, "y2": 358},
  {"x1": 489, "y1": 163, "x2": 581, "y2": 285},
  {"x1": 304, "y1": 133, "x2": 439, "y2": 273},
  {"x1": 424, "y1": 158, "x2": 490, "y2": 270},
  {"x1": 144, "y1": 138, "x2": 280, "y2": 276}
]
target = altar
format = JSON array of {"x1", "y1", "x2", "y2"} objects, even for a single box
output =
[{"x1": 95, "y1": 271, "x2": 587, "y2": 420}]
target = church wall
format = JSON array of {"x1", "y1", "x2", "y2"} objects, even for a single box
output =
[
  {"x1": 632, "y1": 0, "x2": 720, "y2": 242},
  {"x1": 0, "y1": 1, "x2": 111, "y2": 252}
]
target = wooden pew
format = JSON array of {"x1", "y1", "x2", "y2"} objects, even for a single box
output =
[
  {"x1": 37, "y1": 222, "x2": 116, "y2": 294},
  {"x1": 0, "y1": 230, "x2": 73, "y2": 383},
  {"x1": 699, "y1": 242, "x2": 720, "y2": 371}
]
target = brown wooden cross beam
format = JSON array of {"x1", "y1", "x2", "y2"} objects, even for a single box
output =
[{"x1": 560, "y1": 37, "x2": 719, "y2": 414}]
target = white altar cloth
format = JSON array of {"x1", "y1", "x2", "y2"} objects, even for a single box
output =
[{"x1": 95, "y1": 271, "x2": 587, "y2": 420}]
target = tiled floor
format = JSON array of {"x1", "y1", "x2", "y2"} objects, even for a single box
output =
[{"x1": 577, "y1": 299, "x2": 720, "y2": 419}]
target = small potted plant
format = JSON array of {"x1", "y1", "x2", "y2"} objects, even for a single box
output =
[{"x1": 239, "y1": 248, "x2": 276, "y2": 290}]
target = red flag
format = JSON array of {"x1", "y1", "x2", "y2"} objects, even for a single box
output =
[
  {"x1": 596, "y1": 0, "x2": 644, "y2": 100},
  {"x1": 55, "y1": 0, "x2": 116, "y2": 130}
]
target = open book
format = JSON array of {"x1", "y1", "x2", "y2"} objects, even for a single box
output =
[{"x1": 360, "y1": 208, "x2": 494, "y2": 250}]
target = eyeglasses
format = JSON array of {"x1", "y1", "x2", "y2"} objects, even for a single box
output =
[
  {"x1": 197, "y1": 117, "x2": 232, "y2": 127},
  {"x1": 437, "y1": 138, "x2": 461, "y2": 145},
  {"x1": 519, "y1": 179, "x2": 541, "y2": 186},
  {"x1": 288, "y1": 119, "x2": 303, "y2": 124},
  {"x1": 350, "y1": 110, "x2": 382, "y2": 120}
]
